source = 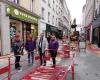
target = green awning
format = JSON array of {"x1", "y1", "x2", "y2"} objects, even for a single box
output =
[{"x1": 6, "y1": 5, "x2": 38, "y2": 23}]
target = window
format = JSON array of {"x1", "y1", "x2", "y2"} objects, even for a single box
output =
[
  {"x1": 48, "y1": 12, "x2": 50, "y2": 23},
  {"x1": 53, "y1": 0, "x2": 55, "y2": 11},
  {"x1": 12, "y1": 0, "x2": 19, "y2": 4},
  {"x1": 56, "y1": 18, "x2": 58, "y2": 26},
  {"x1": 42, "y1": 0, "x2": 46, "y2": 3},
  {"x1": 48, "y1": 0, "x2": 51, "y2": 7},
  {"x1": 30, "y1": 0, "x2": 34, "y2": 12},
  {"x1": 42, "y1": 8, "x2": 45, "y2": 20},
  {"x1": 52, "y1": 15, "x2": 54, "y2": 24}
]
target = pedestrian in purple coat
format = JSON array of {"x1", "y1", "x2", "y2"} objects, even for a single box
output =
[
  {"x1": 25, "y1": 35, "x2": 36, "y2": 64},
  {"x1": 48, "y1": 35, "x2": 59, "y2": 67}
]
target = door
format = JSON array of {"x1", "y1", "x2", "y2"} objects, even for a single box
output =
[{"x1": 98, "y1": 27, "x2": 100, "y2": 47}]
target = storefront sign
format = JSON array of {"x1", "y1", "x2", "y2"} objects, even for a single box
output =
[{"x1": 6, "y1": 5, "x2": 38, "y2": 23}]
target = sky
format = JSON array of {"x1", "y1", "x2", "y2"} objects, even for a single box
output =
[{"x1": 65, "y1": 0, "x2": 86, "y2": 24}]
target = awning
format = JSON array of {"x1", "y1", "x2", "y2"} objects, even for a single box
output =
[{"x1": 92, "y1": 16, "x2": 100, "y2": 29}]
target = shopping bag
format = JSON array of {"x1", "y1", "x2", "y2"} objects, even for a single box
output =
[
  {"x1": 45, "y1": 55, "x2": 50, "y2": 60},
  {"x1": 45, "y1": 51, "x2": 50, "y2": 60},
  {"x1": 35, "y1": 55, "x2": 40, "y2": 60}
]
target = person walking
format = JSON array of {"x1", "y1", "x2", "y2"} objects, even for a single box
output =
[
  {"x1": 38, "y1": 33, "x2": 47, "y2": 66},
  {"x1": 25, "y1": 34, "x2": 36, "y2": 64},
  {"x1": 48, "y1": 35, "x2": 59, "y2": 68},
  {"x1": 12, "y1": 32, "x2": 22, "y2": 70},
  {"x1": 47, "y1": 32, "x2": 51, "y2": 43}
]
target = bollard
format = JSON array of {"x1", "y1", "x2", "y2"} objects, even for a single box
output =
[
  {"x1": 8, "y1": 57, "x2": 11, "y2": 80},
  {"x1": 71, "y1": 64, "x2": 75, "y2": 80}
]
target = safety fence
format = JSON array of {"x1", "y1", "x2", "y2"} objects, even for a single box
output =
[
  {"x1": 22, "y1": 49, "x2": 75, "y2": 80},
  {"x1": 0, "y1": 44, "x2": 75, "y2": 80}
]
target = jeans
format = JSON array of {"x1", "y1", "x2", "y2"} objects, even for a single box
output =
[
  {"x1": 39, "y1": 48, "x2": 46, "y2": 65},
  {"x1": 28, "y1": 52, "x2": 34, "y2": 64},
  {"x1": 50, "y1": 51, "x2": 57, "y2": 65},
  {"x1": 15, "y1": 56, "x2": 21, "y2": 69}
]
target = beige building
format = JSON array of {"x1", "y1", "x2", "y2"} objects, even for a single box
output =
[
  {"x1": 39, "y1": 0, "x2": 71, "y2": 39},
  {"x1": 0, "y1": 0, "x2": 40, "y2": 55}
]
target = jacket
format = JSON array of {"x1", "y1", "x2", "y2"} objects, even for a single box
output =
[
  {"x1": 12, "y1": 40, "x2": 22, "y2": 56},
  {"x1": 25, "y1": 40, "x2": 36, "y2": 52},
  {"x1": 38, "y1": 36, "x2": 48, "y2": 53},
  {"x1": 48, "y1": 40, "x2": 59, "y2": 52}
]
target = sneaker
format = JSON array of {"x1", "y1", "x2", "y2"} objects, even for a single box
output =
[{"x1": 18, "y1": 69, "x2": 22, "y2": 72}]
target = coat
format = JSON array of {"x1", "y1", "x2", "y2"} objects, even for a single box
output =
[
  {"x1": 12, "y1": 40, "x2": 22, "y2": 56},
  {"x1": 48, "y1": 40, "x2": 59, "y2": 52},
  {"x1": 25, "y1": 40, "x2": 36, "y2": 52},
  {"x1": 38, "y1": 36, "x2": 48, "y2": 53}
]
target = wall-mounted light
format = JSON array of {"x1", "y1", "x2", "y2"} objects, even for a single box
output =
[{"x1": 31, "y1": 26, "x2": 35, "y2": 30}]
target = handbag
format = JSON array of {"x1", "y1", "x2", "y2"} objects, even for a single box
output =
[
  {"x1": 35, "y1": 51, "x2": 40, "y2": 60},
  {"x1": 45, "y1": 55, "x2": 50, "y2": 60},
  {"x1": 45, "y1": 51, "x2": 50, "y2": 60}
]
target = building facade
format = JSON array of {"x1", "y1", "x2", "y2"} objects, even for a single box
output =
[
  {"x1": 39, "y1": 0, "x2": 71, "y2": 39},
  {"x1": 83, "y1": 0, "x2": 100, "y2": 47},
  {"x1": 0, "y1": 0, "x2": 40, "y2": 55},
  {"x1": 82, "y1": 0, "x2": 94, "y2": 43},
  {"x1": 0, "y1": 0, "x2": 71, "y2": 55},
  {"x1": 92, "y1": 0, "x2": 100, "y2": 47}
]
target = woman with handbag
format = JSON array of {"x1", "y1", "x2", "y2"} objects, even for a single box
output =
[
  {"x1": 25, "y1": 34, "x2": 36, "y2": 65},
  {"x1": 48, "y1": 35, "x2": 59, "y2": 68}
]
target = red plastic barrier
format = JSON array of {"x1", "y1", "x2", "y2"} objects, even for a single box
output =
[
  {"x1": 62, "y1": 44, "x2": 70, "y2": 58},
  {"x1": 22, "y1": 66, "x2": 67, "y2": 80},
  {"x1": 0, "y1": 48, "x2": 75, "y2": 80},
  {"x1": 0, "y1": 66, "x2": 9, "y2": 74}
]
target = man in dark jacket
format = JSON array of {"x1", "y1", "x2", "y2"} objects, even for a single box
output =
[
  {"x1": 47, "y1": 32, "x2": 51, "y2": 43},
  {"x1": 13, "y1": 33, "x2": 22, "y2": 70},
  {"x1": 48, "y1": 35, "x2": 59, "y2": 67},
  {"x1": 25, "y1": 35, "x2": 36, "y2": 64}
]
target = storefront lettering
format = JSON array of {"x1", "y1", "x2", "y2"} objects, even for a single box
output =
[{"x1": 6, "y1": 5, "x2": 38, "y2": 23}]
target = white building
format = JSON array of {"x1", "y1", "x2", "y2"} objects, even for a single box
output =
[
  {"x1": 82, "y1": 5, "x2": 86, "y2": 27},
  {"x1": 39, "y1": 0, "x2": 71, "y2": 38}
]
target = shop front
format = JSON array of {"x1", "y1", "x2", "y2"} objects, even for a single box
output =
[
  {"x1": 46, "y1": 24, "x2": 63, "y2": 39},
  {"x1": 6, "y1": 5, "x2": 39, "y2": 50},
  {"x1": 0, "y1": 3, "x2": 39, "y2": 55},
  {"x1": 92, "y1": 17, "x2": 100, "y2": 47}
]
